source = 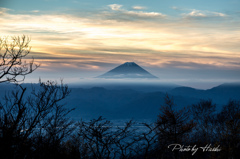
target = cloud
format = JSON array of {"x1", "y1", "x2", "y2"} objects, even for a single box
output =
[
  {"x1": 182, "y1": 9, "x2": 226, "y2": 18},
  {"x1": 132, "y1": 6, "x2": 147, "y2": 10},
  {"x1": 161, "y1": 61, "x2": 229, "y2": 69},
  {"x1": 31, "y1": 10, "x2": 40, "y2": 13},
  {"x1": 0, "y1": 8, "x2": 11, "y2": 14},
  {"x1": 108, "y1": 4, "x2": 122, "y2": 11},
  {"x1": 171, "y1": 6, "x2": 183, "y2": 11},
  {"x1": 124, "y1": 10, "x2": 165, "y2": 18},
  {"x1": 171, "y1": 7, "x2": 227, "y2": 20},
  {"x1": 0, "y1": 6, "x2": 239, "y2": 78},
  {"x1": 108, "y1": 4, "x2": 165, "y2": 18},
  {"x1": 186, "y1": 10, "x2": 206, "y2": 17}
]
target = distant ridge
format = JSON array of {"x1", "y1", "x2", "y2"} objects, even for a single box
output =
[{"x1": 97, "y1": 62, "x2": 158, "y2": 79}]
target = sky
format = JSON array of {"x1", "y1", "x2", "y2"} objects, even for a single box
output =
[{"x1": 0, "y1": 0, "x2": 240, "y2": 89}]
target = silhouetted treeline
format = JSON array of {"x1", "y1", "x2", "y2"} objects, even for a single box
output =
[{"x1": 1, "y1": 86, "x2": 240, "y2": 159}]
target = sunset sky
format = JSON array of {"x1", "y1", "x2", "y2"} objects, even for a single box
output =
[{"x1": 1, "y1": 0, "x2": 239, "y2": 88}]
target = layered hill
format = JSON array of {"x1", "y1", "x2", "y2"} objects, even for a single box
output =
[{"x1": 1, "y1": 82, "x2": 239, "y2": 120}]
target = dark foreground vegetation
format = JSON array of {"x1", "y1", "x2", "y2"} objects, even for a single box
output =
[{"x1": 1, "y1": 36, "x2": 240, "y2": 159}]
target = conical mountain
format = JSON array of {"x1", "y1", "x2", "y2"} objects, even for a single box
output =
[{"x1": 97, "y1": 62, "x2": 158, "y2": 79}]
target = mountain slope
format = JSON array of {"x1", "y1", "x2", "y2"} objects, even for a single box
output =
[
  {"x1": 169, "y1": 83, "x2": 240, "y2": 106},
  {"x1": 97, "y1": 62, "x2": 158, "y2": 79}
]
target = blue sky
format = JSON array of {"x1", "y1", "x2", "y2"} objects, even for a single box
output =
[
  {"x1": 2, "y1": 0, "x2": 238, "y2": 14},
  {"x1": 0, "y1": 0, "x2": 240, "y2": 88}
]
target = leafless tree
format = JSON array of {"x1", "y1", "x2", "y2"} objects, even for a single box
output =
[
  {"x1": 0, "y1": 80, "x2": 72, "y2": 158},
  {"x1": 134, "y1": 122, "x2": 159, "y2": 159},
  {"x1": 75, "y1": 117, "x2": 115, "y2": 159},
  {"x1": 216, "y1": 100, "x2": 240, "y2": 159},
  {"x1": 191, "y1": 99, "x2": 217, "y2": 144},
  {"x1": 0, "y1": 35, "x2": 39, "y2": 83},
  {"x1": 156, "y1": 94, "x2": 196, "y2": 159},
  {"x1": 112, "y1": 120, "x2": 138, "y2": 158},
  {"x1": 0, "y1": 36, "x2": 74, "y2": 158},
  {"x1": 70, "y1": 117, "x2": 142, "y2": 159}
]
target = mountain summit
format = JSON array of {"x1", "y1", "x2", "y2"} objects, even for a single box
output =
[{"x1": 97, "y1": 62, "x2": 158, "y2": 79}]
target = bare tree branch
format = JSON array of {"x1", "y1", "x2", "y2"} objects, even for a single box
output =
[{"x1": 0, "y1": 35, "x2": 40, "y2": 83}]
